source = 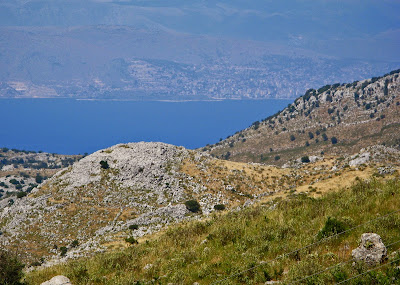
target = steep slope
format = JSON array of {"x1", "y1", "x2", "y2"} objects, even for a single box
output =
[{"x1": 206, "y1": 69, "x2": 400, "y2": 165}]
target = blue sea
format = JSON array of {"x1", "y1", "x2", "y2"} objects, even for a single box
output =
[{"x1": 0, "y1": 99, "x2": 292, "y2": 154}]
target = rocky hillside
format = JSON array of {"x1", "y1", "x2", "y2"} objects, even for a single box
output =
[
  {"x1": 1, "y1": 142, "x2": 268, "y2": 264},
  {"x1": 0, "y1": 148, "x2": 82, "y2": 203},
  {"x1": 1, "y1": 141, "x2": 399, "y2": 267},
  {"x1": 205, "y1": 69, "x2": 400, "y2": 165}
]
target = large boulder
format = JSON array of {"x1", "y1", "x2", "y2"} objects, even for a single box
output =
[
  {"x1": 352, "y1": 233, "x2": 387, "y2": 266},
  {"x1": 40, "y1": 275, "x2": 72, "y2": 285}
]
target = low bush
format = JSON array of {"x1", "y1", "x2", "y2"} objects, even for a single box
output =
[
  {"x1": 125, "y1": 237, "x2": 138, "y2": 244},
  {"x1": 100, "y1": 161, "x2": 109, "y2": 169},
  {"x1": 35, "y1": 174, "x2": 43, "y2": 184},
  {"x1": 185, "y1": 200, "x2": 201, "y2": 213},
  {"x1": 60, "y1": 246, "x2": 68, "y2": 257},
  {"x1": 129, "y1": 224, "x2": 139, "y2": 230},
  {"x1": 0, "y1": 249, "x2": 24, "y2": 285},
  {"x1": 71, "y1": 240, "x2": 79, "y2": 248},
  {"x1": 16, "y1": 192, "x2": 27, "y2": 198},
  {"x1": 214, "y1": 204, "x2": 226, "y2": 211},
  {"x1": 316, "y1": 217, "x2": 347, "y2": 240},
  {"x1": 301, "y1": 156, "x2": 310, "y2": 163}
]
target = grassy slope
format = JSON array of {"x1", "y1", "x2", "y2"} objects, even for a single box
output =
[{"x1": 26, "y1": 176, "x2": 400, "y2": 284}]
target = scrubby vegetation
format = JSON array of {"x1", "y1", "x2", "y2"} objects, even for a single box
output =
[
  {"x1": 0, "y1": 249, "x2": 25, "y2": 285},
  {"x1": 26, "y1": 177, "x2": 400, "y2": 284},
  {"x1": 100, "y1": 160, "x2": 109, "y2": 170},
  {"x1": 207, "y1": 70, "x2": 400, "y2": 166},
  {"x1": 185, "y1": 199, "x2": 201, "y2": 213}
]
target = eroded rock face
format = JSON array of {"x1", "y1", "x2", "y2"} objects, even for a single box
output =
[
  {"x1": 352, "y1": 233, "x2": 387, "y2": 266},
  {"x1": 40, "y1": 275, "x2": 72, "y2": 285}
]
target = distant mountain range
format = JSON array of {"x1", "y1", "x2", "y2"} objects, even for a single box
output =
[{"x1": 0, "y1": 0, "x2": 399, "y2": 100}]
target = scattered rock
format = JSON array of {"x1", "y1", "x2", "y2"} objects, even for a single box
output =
[
  {"x1": 377, "y1": 166, "x2": 396, "y2": 175},
  {"x1": 349, "y1": 152, "x2": 370, "y2": 167},
  {"x1": 143, "y1": 263, "x2": 153, "y2": 270},
  {"x1": 352, "y1": 233, "x2": 387, "y2": 266},
  {"x1": 40, "y1": 275, "x2": 72, "y2": 285}
]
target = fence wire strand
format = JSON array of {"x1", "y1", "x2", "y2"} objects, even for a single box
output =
[{"x1": 211, "y1": 209, "x2": 400, "y2": 284}]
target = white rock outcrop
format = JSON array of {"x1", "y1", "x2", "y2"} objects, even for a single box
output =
[{"x1": 41, "y1": 275, "x2": 72, "y2": 285}]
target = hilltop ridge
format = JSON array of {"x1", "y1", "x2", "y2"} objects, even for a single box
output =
[{"x1": 206, "y1": 69, "x2": 400, "y2": 164}]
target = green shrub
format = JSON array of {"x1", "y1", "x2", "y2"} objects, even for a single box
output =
[
  {"x1": 318, "y1": 84, "x2": 331, "y2": 94},
  {"x1": 317, "y1": 217, "x2": 346, "y2": 240},
  {"x1": 71, "y1": 240, "x2": 79, "y2": 248},
  {"x1": 274, "y1": 156, "x2": 280, "y2": 161},
  {"x1": 100, "y1": 160, "x2": 109, "y2": 169},
  {"x1": 290, "y1": 135, "x2": 296, "y2": 141},
  {"x1": 331, "y1": 268, "x2": 348, "y2": 282},
  {"x1": 214, "y1": 204, "x2": 226, "y2": 211},
  {"x1": 0, "y1": 249, "x2": 24, "y2": 285},
  {"x1": 68, "y1": 262, "x2": 88, "y2": 283},
  {"x1": 331, "y1": 137, "x2": 338, "y2": 144},
  {"x1": 185, "y1": 200, "x2": 201, "y2": 213},
  {"x1": 9, "y1": 179, "x2": 19, "y2": 185},
  {"x1": 16, "y1": 192, "x2": 27, "y2": 199},
  {"x1": 301, "y1": 156, "x2": 310, "y2": 163},
  {"x1": 35, "y1": 174, "x2": 43, "y2": 184},
  {"x1": 129, "y1": 224, "x2": 139, "y2": 230},
  {"x1": 60, "y1": 246, "x2": 68, "y2": 257},
  {"x1": 253, "y1": 121, "x2": 260, "y2": 130},
  {"x1": 125, "y1": 237, "x2": 138, "y2": 244}
]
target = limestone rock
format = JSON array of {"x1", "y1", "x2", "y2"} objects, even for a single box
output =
[
  {"x1": 349, "y1": 152, "x2": 370, "y2": 167},
  {"x1": 40, "y1": 275, "x2": 72, "y2": 285},
  {"x1": 352, "y1": 233, "x2": 387, "y2": 266}
]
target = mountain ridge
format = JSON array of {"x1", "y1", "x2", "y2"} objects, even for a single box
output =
[{"x1": 205, "y1": 69, "x2": 400, "y2": 164}]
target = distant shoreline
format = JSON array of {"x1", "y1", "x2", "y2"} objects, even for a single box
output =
[{"x1": 0, "y1": 97, "x2": 293, "y2": 102}]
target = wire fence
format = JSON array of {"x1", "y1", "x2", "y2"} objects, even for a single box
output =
[
  {"x1": 289, "y1": 239, "x2": 400, "y2": 284},
  {"x1": 211, "y1": 208, "x2": 400, "y2": 284},
  {"x1": 336, "y1": 257, "x2": 400, "y2": 284}
]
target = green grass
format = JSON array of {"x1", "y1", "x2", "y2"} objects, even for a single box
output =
[{"x1": 26, "y1": 177, "x2": 400, "y2": 284}]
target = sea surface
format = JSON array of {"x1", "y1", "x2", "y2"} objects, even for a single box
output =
[{"x1": 0, "y1": 99, "x2": 292, "y2": 155}]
